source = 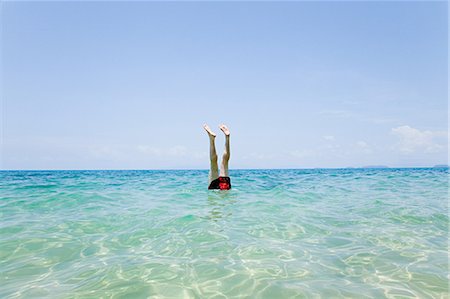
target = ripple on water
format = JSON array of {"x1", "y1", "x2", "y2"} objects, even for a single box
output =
[{"x1": 0, "y1": 169, "x2": 448, "y2": 298}]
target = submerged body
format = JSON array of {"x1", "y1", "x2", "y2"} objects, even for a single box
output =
[{"x1": 208, "y1": 176, "x2": 231, "y2": 190}]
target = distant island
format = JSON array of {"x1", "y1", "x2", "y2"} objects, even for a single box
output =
[{"x1": 358, "y1": 165, "x2": 449, "y2": 169}]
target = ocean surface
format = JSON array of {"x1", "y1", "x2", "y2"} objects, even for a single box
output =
[{"x1": 0, "y1": 169, "x2": 448, "y2": 298}]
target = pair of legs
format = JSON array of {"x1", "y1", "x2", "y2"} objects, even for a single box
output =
[{"x1": 203, "y1": 124, "x2": 230, "y2": 184}]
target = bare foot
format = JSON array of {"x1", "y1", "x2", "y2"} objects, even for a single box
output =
[
  {"x1": 203, "y1": 124, "x2": 216, "y2": 137},
  {"x1": 219, "y1": 124, "x2": 230, "y2": 136}
]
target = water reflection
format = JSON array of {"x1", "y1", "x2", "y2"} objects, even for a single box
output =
[{"x1": 206, "y1": 190, "x2": 236, "y2": 222}]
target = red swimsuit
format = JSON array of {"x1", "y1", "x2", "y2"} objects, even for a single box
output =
[{"x1": 208, "y1": 176, "x2": 231, "y2": 190}]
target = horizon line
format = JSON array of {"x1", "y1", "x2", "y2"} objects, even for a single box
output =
[{"x1": 1, "y1": 166, "x2": 448, "y2": 172}]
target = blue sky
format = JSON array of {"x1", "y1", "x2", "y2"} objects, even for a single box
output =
[{"x1": 1, "y1": 1, "x2": 448, "y2": 169}]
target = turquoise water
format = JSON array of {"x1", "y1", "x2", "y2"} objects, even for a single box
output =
[{"x1": 1, "y1": 169, "x2": 448, "y2": 298}]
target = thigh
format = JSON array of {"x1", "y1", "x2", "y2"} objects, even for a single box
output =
[
  {"x1": 219, "y1": 160, "x2": 229, "y2": 177},
  {"x1": 209, "y1": 163, "x2": 219, "y2": 184}
]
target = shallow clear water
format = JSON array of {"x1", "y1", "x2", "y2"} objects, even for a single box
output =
[{"x1": 0, "y1": 169, "x2": 448, "y2": 298}]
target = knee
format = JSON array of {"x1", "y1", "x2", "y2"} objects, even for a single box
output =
[
  {"x1": 211, "y1": 154, "x2": 218, "y2": 162},
  {"x1": 222, "y1": 153, "x2": 230, "y2": 161}
]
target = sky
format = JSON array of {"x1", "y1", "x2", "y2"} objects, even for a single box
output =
[{"x1": 1, "y1": 1, "x2": 448, "y2": 170}]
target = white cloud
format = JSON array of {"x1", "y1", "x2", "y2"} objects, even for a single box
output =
[
  {"x1": 323, "y1": 135, "x2": 335, "y2": 141},
  {"x1": 391, "y1": 125, "x2": 447, "y2": 154},
  {"x1": 136, "y1": 145, "x2": 162, "y2": 156},
  {"x1": 355, "y1": 141, "x2": 372, "y2": 154},
  {"x1": 168, "y1": 145, "x2": 187, "y2": 157},
  {"x1": 89, "y1": 145, "x2": 126, "y2": 160}
]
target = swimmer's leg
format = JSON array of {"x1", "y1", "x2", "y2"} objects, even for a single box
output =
[
  {"x1": 204, "y1": 124, "x2": 219, "y2": 184},
  {"x1": 219, "y1": 124, "x2": 230, "y2": 177}
]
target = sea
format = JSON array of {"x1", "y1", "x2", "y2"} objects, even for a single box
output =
[{"x1": 0, "y1": 168, "x2": 448, "y2": 298}]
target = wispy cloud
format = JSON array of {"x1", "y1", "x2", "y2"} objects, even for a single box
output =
[
  {"x1": 168, "y1": 145, "x2": 187, "y2": 157},
  {"x1": 355, "y1": 141, "x2": 372, "y2": 154},
  {"x1": 288, "y1": 149, "x2": 316, "y2": 159},
  {"x1": 319, "y1": 110, "x2": 354, "y2": 118},
  {"x1": 136, "y1": 145, "x2": 162, "y2": 156},
  {"x1": 319, "y1": 110, "x2": 398, "y2": 124},
  {"x1": 391, "y1": 125, "x2": 447, "y2": 154}
]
